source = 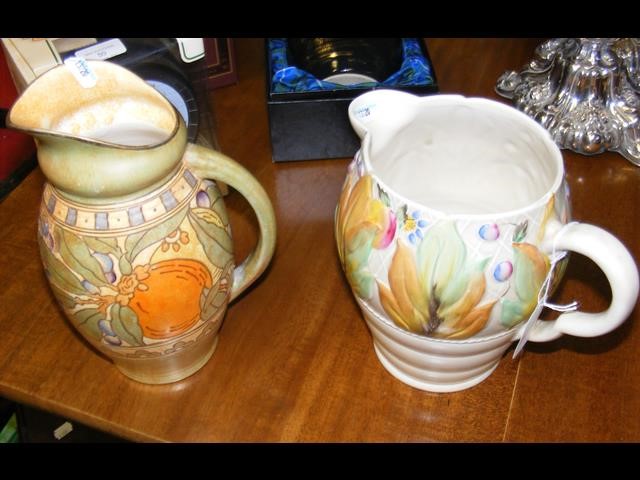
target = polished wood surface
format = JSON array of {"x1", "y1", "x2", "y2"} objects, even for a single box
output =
[{"x1": 1, "y1": 38, "x2": 638, "y2": 442}]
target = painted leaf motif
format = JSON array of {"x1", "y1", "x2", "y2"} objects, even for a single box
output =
[
  {"x1": 377, "y1": 241, "x2": 428, "y2": 333},
  {"x1": 189, "y1": 210, "x2": 234, "y2": 269},
  {"x1": 500, "y1": 242, "x2": 550, "y2": 328},
  {"x1": 438, "y1": 259, "x2": 490, "y2": 324},
  {"x1": 440, "y1": 301, "x2": 497, "y2": 340},
  {"x1": 111, "y1": 303, "x2": 144, "y2": 346},
  {"x1": 417, "y1": 221, "x2": 467, "y2": 305},
  {"x1": 338, "y1": 177, "x2": 370, "y2": 245},
  {"x1": 377, "y1": 184, "x2": 391, "y2": 207},
  {"x1": 335, "y1": 174, "x2": 356, "y2": 258},
  {"x1": 344, "y1": 223, "x2": 375, "y2": 254},
  {"x1": 123, "y1": 230, "x2": 144, "y2": 260},
  {"x1": 536, "y1": 195, "x2": 556, "y2": 244},
  {"x1": 344, "y1": 225, "x2": 377, "y2": 298},
  {"x1": 500, "y1": 299, "x2": 527, "y2": 329},
  {"x1": 74, "y1": 307, "x2": 104, "y2": 343},
  {"x1": 119, "y1": 255, "x2": 132, "y2": 275},
  {"x1": 209, "y1": 187, "x2": 230, "y2": 227},
  {"x1": 200, "y1": 262, "x2": 233, "y2": 320},
  {"x1": 512, "y1": 243, "x2": 549, "y2": 302},
  {"x1": 50, "y1": 284, "x2": 78, "y2": 309},
  {"x1": 336, "y1": 174, "x2": 398, "y2": 300},
  {"x1": 201, "y1": 289, "x2": 228, "y2": 321},
  {"x1": 340, "y1": 175, "x2": 370, "y2": 235},
  {"x1": 378, "y1": 282, "x2": 415, "y2": 332},
  {"x1": 191, "y1": 207, "x2": 225, "y2": 228},
  {"x1": 338, "y1": 175, "x2": 375, "y2": 259},
  {"x1": 83, "y1": 236, "x2": 120, "y2": 256},
  {"x1": 512, "y1": 220, "x2": 528, "y2": 243},
  {"x1": 38, "y1": 242, "x2": 86, "y2": 296},
  {"x1": 57, "y1": 230, "x2": 110, "y2": 287},
  {"x1": 125, "y1": 206, "x2": 188, "y2": 261},
  {"x1": 378, "y1": 220, "x2": 496, "y2": 339},
  {"x1": 396, "y1": 204, "x2": 408, "y2": 228}
]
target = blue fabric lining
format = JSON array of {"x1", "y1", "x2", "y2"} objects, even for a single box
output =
[{"x1": 269, "y1": 38, "x2": 435, "y2": 93}]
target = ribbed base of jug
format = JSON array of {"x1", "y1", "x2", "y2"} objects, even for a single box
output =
[{"x1": 112, "y1": 335, "x2": 219, "y2": 384}]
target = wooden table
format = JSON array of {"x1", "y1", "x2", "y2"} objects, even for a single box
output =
[{"x1": 1, "y1": 38, "x2": 638, "y2": 442}]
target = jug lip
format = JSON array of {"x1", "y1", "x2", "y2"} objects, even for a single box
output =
[
  {"x1": 6, "y1": 118, "x2": 181, "y2": 151},
  {"x1": 6, "y1": 61, "x2": 189, "y2": 200},
  {"x1": 354, "y1": 93, "x2": 565, "y2": 221},
  {"x1": 6, "y1": 60, "x2": 181, "y2": 151}
]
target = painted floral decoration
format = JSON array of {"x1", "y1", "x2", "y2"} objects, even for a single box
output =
[
  {"x1": 160, "y1": 228, "x2": 190, "y2": 252},
  {"x1": 500, "y1": 243, "x2": 550, "y2": 328},
  {"x1": 377, "y1": 221, "x2": 496, "y2": 339},
  {"x1": 38, "y1": 178, "x2": 234, "y2": 348},
  {"x1": 500, "y1": 195, "x2": 556, "y2": 328},
  {"x1": 401, "y1": 208, "x2": 428, "y2": 244}
]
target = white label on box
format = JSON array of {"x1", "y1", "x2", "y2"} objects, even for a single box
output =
[
  {"x1": 75, "y1": 38, "x2": 127, "y2": 61},
  {"x1": 176, "y1": 38, "x2": 205, "y2": 63},
  {"x1": 64, "y1": 56, "x2": 97, "y2": 88}
]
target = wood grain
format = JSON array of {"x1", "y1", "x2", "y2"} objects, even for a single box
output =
[
  {"x1": 504, "y1": 154, "x2": 640, "y2": 442},
  {"x1": 0, "y1": 38, "x2": 637, "y2": 442}
]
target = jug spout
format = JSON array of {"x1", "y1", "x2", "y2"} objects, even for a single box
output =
[
  {"x1": 7, "y1": 60, "x2": 187, "y2": 200},
  {"x1": 348, "y1": 90, "x2": 467, "y2": 179},
  {"x1": 348, "y1": 89, "x2": 418, "y2": 141}
]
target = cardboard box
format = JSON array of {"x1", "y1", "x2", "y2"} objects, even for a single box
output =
[
  {"x1": 266, "y1": 38, "x2": 438, "y2": 162},
  {"x1": 203, "y1": 38, "x2": 237, "y2": 90}
]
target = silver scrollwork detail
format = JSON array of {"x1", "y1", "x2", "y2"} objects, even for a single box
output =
[{"x1": 496, "y1": 38, "x2": 640, "y2": 166}]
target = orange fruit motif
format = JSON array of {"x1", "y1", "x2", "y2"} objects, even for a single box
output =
[{"x1": 129, "y1": 259, "x2": 212, "y2": 340}]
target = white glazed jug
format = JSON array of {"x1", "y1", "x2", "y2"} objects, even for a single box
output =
[{"x1": 335, "y1": 90, "x2": 639, "y2": 392}]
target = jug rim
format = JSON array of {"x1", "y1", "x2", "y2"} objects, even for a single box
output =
[
  {"x1": 5, "y1": 119, "x2": 181, "y2": 151},
  {"x1": 6, "y1": 60, "x2": 181, "y2": 151},
  {"x1": 6, "y1": 60, "x2": 189, "y2": 200},
  {"x1": 356, "y1": 151, "x2": 563, "y2": 222},
  {"x1": 350, "y1": 91, "x2": 565, "y2": 221}
]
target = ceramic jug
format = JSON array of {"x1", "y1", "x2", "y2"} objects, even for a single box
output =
[
  {"x1": 8, "y1": 60, "x2": 276, "y2": 384},
  {"x1": 336, "y1": 90, "x2": 639, "y2": 392}
]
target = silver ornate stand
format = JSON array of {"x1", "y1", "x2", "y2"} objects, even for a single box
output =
[{"x1": 496, "y1": 38, "x2": 640, "y2": 166}]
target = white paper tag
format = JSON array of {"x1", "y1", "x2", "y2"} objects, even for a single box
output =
[
  {"x1": 512, "y1": 248, "x2": 578, "y2": 358},
  {"x1": 53, "y1": 421, "x2": 73, "y2": 440},
  {"x1": 64, "y1": 56, "x2": 97, "y2": 88},
  {"x1": 75, "y1": 38, "x2": 126, "y2": 61},
  {"x1": 513, "y1": 303, "x2": 544, "y2": 358}
]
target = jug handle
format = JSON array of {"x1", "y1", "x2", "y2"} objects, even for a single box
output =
[
  {"x1": 184, "y1": 143, "x2": 276, "y2": 302},
  {"x1": 517, "y1": 221, "x2": 639, "y2": 343}
]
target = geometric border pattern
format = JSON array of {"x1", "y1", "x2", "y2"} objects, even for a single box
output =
[{"x1": 43, "y1": 165, "x2": 199, "y2": 236}]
